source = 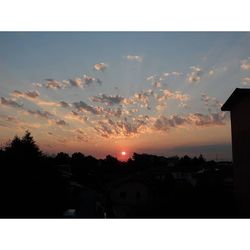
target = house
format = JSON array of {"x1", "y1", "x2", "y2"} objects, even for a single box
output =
[
  {"x1": 108, "y1": 178, "x2": 150, "y2": 218},
  {"x1": 221, "y1": 88, "x2": 250, "y2": 216}
]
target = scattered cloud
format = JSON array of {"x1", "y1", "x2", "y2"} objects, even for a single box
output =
[
  {"x1": 11, "y1": 90, "x2": 40, "y2": 99},
  {"x1": 178, "y1": 102, "x2": 190, "y2": 109},
  {"x1": 153, "y1": 111, "x2": 228, "y2": 132},
  {"x1": 94, "y1": 63, "x2": 108, "y2": 71},
  {"x1": 156, "y1": 89, "x2": 189, "y2": 104},
  {"x1": 208, "y1": 69, "x2": 215, "y2": 76},
  {"x1": 26, "y1": 109, "x2": 54, "y2": 120},
  {"x1": 188, "y1": 112, "x2": 228, "y2": 126},
  {"x1": 153, "y1": 115, "x2": 188, "y2": 131},
  {"x1": 153, "y1": 81, "x2": 162, "y2": 88},
  {"x1": 0, "y1": 97, "x2": 23, "y2": 109},
  {"x1": 241, "y1": 77, "x2": 250, "y2": 85},
  {"x1": 68, "y1": 78, "x2": 83, "y2": 88},
  {"x1": 32, "y1": 82, "x2": 42, "y2": 88},
  {"x1": 186, "y1": 66, "x2": 203, "y2": 83},
  {"x1": 64, "y1": 111, "x2": 88, "y2": 123},
  {"x1": 93, "y1": 116, "x2": 149, "y2": 139},
  {"x1": 11, "y1": 90, "x2": 60, "y2": 108},
  {"x1": 75, "y1": 128, "x2": 89, "y2": 142},
  {"x1": 96, "y1": 106, "x2": 123, "y2": 117},
  {"x1": 76, "y1": 134, "x2": 89, "y2": 142},
  {"x1": 0, "y1": 114, "x2": 41, "y2": 130},
  {"x1": 90, "y1": 94, "x2": 124, "y2": 106},
  {"x1": 56, "y1": 119, "x2": 67, "y2": 126},
  {"x1": 125, "y1": 55, "x2": 143, "y2": 62},
  {"x1": 132, "y1": 89, "x2": 154, "y2": 109},
  {"x1": 147, "y1": 71, "x2": 183, "y2": 88},
  {"x1": 25, "y1": 90, "x2": 40, "y2": 98},
  {"x1": 44, "y1": 79, "x2": 65, "y2": 89},
  {"x1": 201, "y1": 94, "x2": 222, "y2": 111},
  {"x1": 59, "y1": 101, "x2": 72, "y2": 108},
  {"x1": 163, "y1": 71, "x2": 183, "y2": 77},
  {"x1": 240, "y1": 58, "x2": 250, "y2": 71},
  {"x1": 73, "y1": 101, "x2": 99, "y2": 115},
  {"x1": 83, "y1": 74, "x2": 97, "y2": 86}
]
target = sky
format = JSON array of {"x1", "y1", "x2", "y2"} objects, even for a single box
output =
[{"x1": 1, "y1": 32, "x2": 250, "y2": 160}]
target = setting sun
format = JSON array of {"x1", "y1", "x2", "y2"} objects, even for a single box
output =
[{"x1": 121, "y1": 151, "x2": 126, "y2": 156}]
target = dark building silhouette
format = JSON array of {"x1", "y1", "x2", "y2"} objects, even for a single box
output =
[{"x1": 221, "y1": 88, "x2": 250, "y2": 216}]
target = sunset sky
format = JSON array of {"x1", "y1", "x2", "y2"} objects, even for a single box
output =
[{"x1": 1, "y1": 32, "x2": 250, "y2": 160}]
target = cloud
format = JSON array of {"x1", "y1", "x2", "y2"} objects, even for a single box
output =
[
  {"x1": 11, "y1": 90, "x2": 60, "y2": 108},
  {"x1": 83, "y1": 74, "x2": 97, "y2": 86},
  {"x1": 75, "y1": 128, "x2": 89, "y2": 142},
  {"x1": 34, "y1": 99, "x2": 59, "y2": 107},
  {"x1": 125, "y1": 55, "x2": 143, "y2": 62},
  {"x1": 44, "y1": 79, "x2": 65, "y2": 89},
  {"x1": 186, "y1": 66, "x2": 203, "y2": 83},
  {"x1": 25, "y1": 90, "x2": 40, "y2": 98},
  {"x1": 153, "y1": 115, "x2": 189, "y2": 131},
  {"x1": 0, "y1": 114, "x2": 41, "y2": 130},
  {"x1": 32, "y1": 82, "x2": 42, "y2": 88},
  {"x1": 94, "y1": 63, "x2": 108, "y2": 71},
  {"x1": 0, "y1": 97, "x2": 23, "y2": 109},
  {"x1": 156, "y1": 89, "x2": 189, "y2": 104},
  {"x1": 188, "y1": 112, "x2": 228, "y2": 126},
  {"x1": 43, "y1": 74, "x2": 101, "y2": 90},
  {"x1": 241, "y1": 77, "x2": 250, "y2": 85},
  {"x1": 96, "y1": 78, "x2": 102, "y2": 84},
  {"x1": 76, "y1": 134, "x2": 89, "y2": 142},
  {"x1": 12, "y1": 90, "x2": 40, "y2": 99},
  {"x1": 156, "y1": 103, "x2": 166, "y2": 112},
  {"x1": 76, "y1": 128, "x2": 85, "y2": 135},
  {"x1": 201, "y1": 94, "x2": 222, "y2": 110},
  {"x1": 68, "y1": 78, "x2": 83, "y2": 88},
  {"x1": 153, "y1": 111, "x2": 228, "y2": 132},
  {"x1": 153, "y1": 81, "x2": 162, "y2": 88},
  {"x1": 90, "y1": 94, "x2": 124, "y2": 106},
  {"x1": 59, "y1": 101, "x2": 71, "y2": 108},
  {"x1": 73, "y1": 101, "x2": 99, "y2": 115},
  {"x1": 67, "y1": 75, "x2": 101, "y2": 88},
  {"x1": 147, "y1": 71, "x2": 183, "y2": 88},
  {"x1": 163, "y1": 71, "x2": 183, "y2": 77},
  {"x1": 64, "y1": 111, "x2": 88, "y2": 123},
  {"x1": 27, "y1": 109, "x2": 54, "y2": 119},
  {"x1": 208, "y1": 69, "x2": 215, "y2": 76},
  {"x1": 240, "y1": 58, "x2": 250, "y2": 71},
  {"x1": 94, "y1": 117, "x2": 147, "y2": 139},
  {"x1": 95, "y1": 106, "x2": 123, "y2": 117},
  {"x1": 56, "y1": 119, "x2": 67, "y2": 126},
  {"x1": 132, "y1": 89, "x2": 154, "y2": 109},
  {"x1": 178, "y1": 102, "x2": 190, "y2": 109},
  {"x1": 0, "y1": 114, "x2": 18, "y2": 127}
]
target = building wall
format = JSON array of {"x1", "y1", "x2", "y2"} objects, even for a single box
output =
[
  {"x1": 231, "y1": 97, "x2": 250, "y2": 215},
  {"x1": 109, "y1": 181, "x2": 149, "y2": 217}
]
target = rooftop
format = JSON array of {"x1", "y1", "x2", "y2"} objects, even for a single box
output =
[{"x1": 221, "y1": 88, "x2": 250, "y2": 111}]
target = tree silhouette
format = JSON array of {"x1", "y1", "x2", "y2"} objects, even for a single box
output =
[
  {"x1": 55, "y1": 152, "x2": 70, "y2": 164},
  {"x1": 5, "y1": 130, "x2": 42, "y2": 161}
]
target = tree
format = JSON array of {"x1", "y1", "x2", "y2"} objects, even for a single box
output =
[
  {"x1": 55, "y1": 152, "x2": 70, "y2": 164},
  {"x1": 5, "y1": 130, "x2": 42, "y2": 161}
]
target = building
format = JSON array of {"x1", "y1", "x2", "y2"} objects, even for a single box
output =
[
  {"x1": 221, "y1": 88, "x2": 250, "y2": 216},
  {"x1": 108, "y1": 177, "x2": 151, "y2": 217}
]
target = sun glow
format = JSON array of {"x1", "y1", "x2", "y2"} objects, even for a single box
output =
[{"x1": 121, "y1": 151, "x2": 126, "y2": 156}]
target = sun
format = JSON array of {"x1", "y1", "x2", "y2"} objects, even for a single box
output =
[{"x1": 121, "y1": 151, "x2": 126, "y2": 156}]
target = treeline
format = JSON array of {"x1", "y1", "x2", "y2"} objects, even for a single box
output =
[{"x1": 0, "y1": 131, "x2": 234, "y2": 218}]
